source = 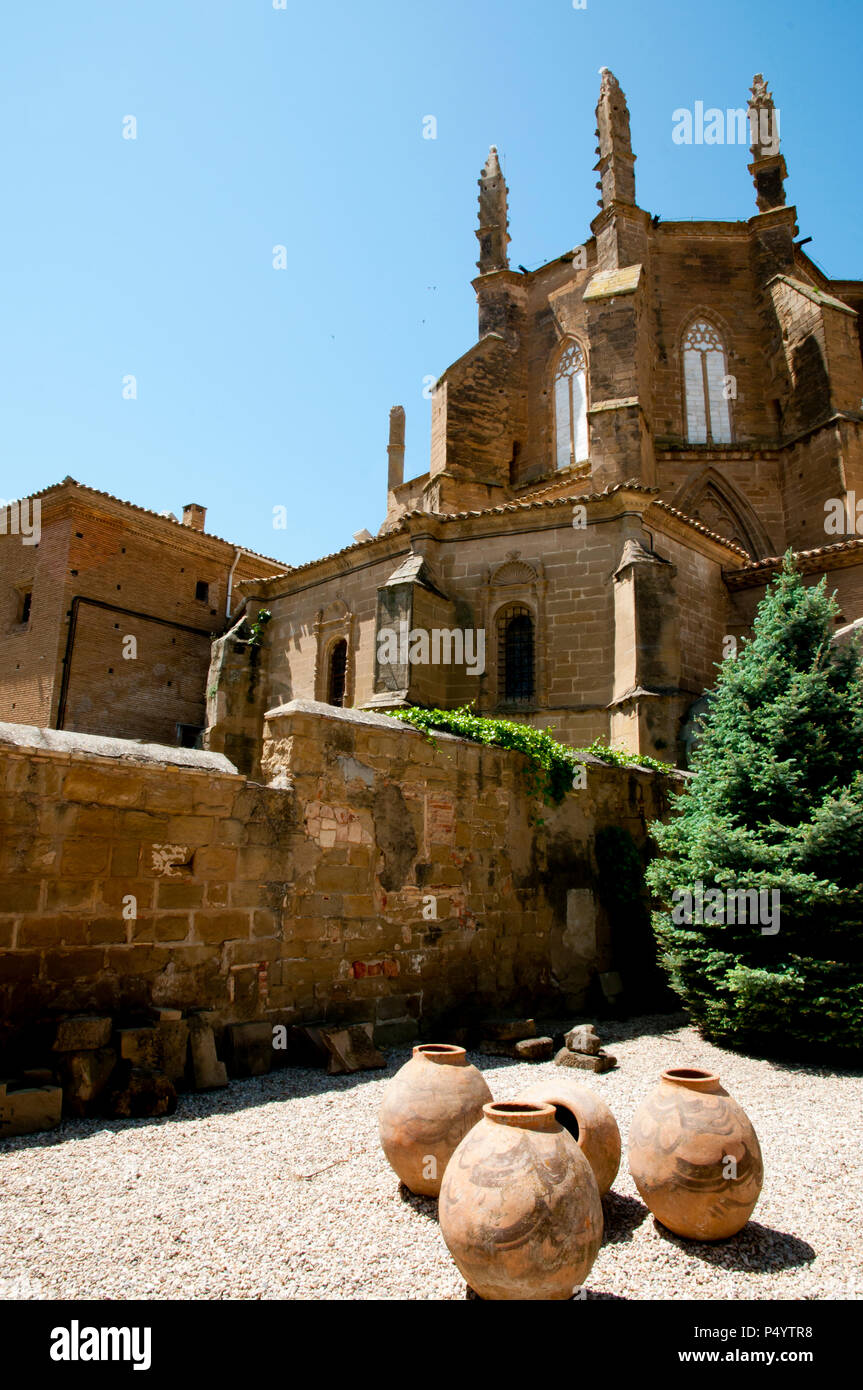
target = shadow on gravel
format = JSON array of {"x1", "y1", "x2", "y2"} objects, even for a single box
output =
[
  {"x1": 590, "y1": 1012, "x2": 690, "y2": 1046},
  {"x1": 4, "y1": 1044, "x2": 551, "y2": 1154},
  {"x1": 0, "y1": 1054, "x2": 411, "y2": 1153},
  {"x1": 397, "y1": 1183, "x2": 438, "y2": 1224},
  {"x1": 464, "y1": 1283, "x2": 630, "y2": 1301},
  {"x1": 652, "y1": 1217, "x2": 816, "y2": 1272},
  {"x1": 601, "y1": 1190, "x2": 650, "y2": 1244},
  {"x1": 765, "y1": 1055, "x2": 863, "y2": 1081}
]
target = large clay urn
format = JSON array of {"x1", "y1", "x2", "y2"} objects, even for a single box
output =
[
  {"x1": 438, "y1": 1100, "x2": 603, "y2": 1300},
  {"x1": 378, "y1": 1043, "x2": 492, "y2": 1197},
  {"x1": 628, "y1": 1068, "x2": 763, "y2": 1241},
  {"x1": 514, "y1": 1079, "x2": 621, "y2": 1196}
]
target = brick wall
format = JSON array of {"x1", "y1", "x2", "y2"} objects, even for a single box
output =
[
  {"x1": 0, "y1": 705, "x2": 676, "y2": 1045},
  {"x1": 0, "y1": 485, "x2": 288, "y2": 744},
  {"x1": 0, "y1": 512, "x2": 71, "y2": 727}
]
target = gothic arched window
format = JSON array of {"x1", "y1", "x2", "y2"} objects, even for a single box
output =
[
  {"x1": 497, "y1": 605, "x2": 535, "y2": 704},
  {"x1": 327, "y1": 639, "x2": 348, "y2": 707},
  {"x1": 683, "y1": 320, "x2": 733, "y2": 444},
  {"x1": 553, "y1": 339, "x2": 589, "y2": 469}
]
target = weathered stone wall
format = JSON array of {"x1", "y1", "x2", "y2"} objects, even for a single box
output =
[
  {"x1": 227, "y1": 494, "x2": 742, "y2": 767},
  {"x1": 0, "y1": 725, "x2": 284, "y2": 1031},
  {"x1": 0, "y1": 706, "x2": 676, "y2": 1049}
]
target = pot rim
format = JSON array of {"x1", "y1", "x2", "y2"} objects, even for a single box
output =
[
  {"x1": 413, "y1": 1043, "x2": 467, "y2": 1064},
  {"x1": 661, "y1": 1067, "x2": 720, "y2": 1090},
  {"x1": 483, "y1": 1100, "x2": 557, "y2": 1130}
]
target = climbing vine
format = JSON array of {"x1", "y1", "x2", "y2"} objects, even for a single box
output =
[
  {"x1": 244, "y1": 608, "x2": 272, "y2": 702},
  {"x1": 389, "y1": 705, "x2": 673, "y2": 805},
  {"x1": 577, "y1": 738, "x2": 674, "y2": 775},
  {"x1": 247, "y1": 609, "x2": 272, "y2": 649}
]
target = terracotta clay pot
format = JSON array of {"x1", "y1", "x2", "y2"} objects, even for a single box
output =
[
  {"x1": 378, "y1": 1043, "x2": 492, "y2": 1196},
  {"x1": 439, "y1": 1100, "x2": 603, "y2": 1300},
  {"x1": 514, "y1": 1079, "x2": 621, "y2": 1196},
  {"x1": 628, "y1": 1068, "x2": 763, "y2": 1241}
]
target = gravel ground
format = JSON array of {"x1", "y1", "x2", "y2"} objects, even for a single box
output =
[{"x1": 1, "y1": 1013, "x2": 861, "y2": 1301}]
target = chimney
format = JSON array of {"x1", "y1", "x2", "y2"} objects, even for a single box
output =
[
  {"x1": 387, "y1": 406, "x2": 405, "y2": 491},
  {"x1": 182, "y1": 503, "x2": 206, "y2": 532}
]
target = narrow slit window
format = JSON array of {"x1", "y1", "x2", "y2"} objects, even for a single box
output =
[
  {"x1": 553, "y1": 340, "x2": 588, "y2": 469},
  {"x1": 328, "y1": 639, "x2": 348, "y2": 707},
  {"x1": 683, "y1": 320, "x2": 732, "y2": 444},
  {"x1": 498, "y1": 605, "x2": 535, "y2": 704}
]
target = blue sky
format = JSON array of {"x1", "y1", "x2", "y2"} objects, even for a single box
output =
[{"x1": 1, "y1": 0, "x2": 860, "y2": 566}]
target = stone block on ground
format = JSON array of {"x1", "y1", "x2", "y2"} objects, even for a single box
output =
[
  {"x1": 106, "y1": 1066, "x2": 177, "y2": 1119},
  {"x1": 554, "y1": 1047, "x2": 617, "y2": 1073},
  {"x1": 157, "y1": 1019, "x2": 190, "y2": 1086},
  {"x1": 188, "y1": 1015, "x2": 228, "y2": 1090},
  {"x1": 320, "y1": 1023, "x2": 386, "y2": 1075},
  {"x1": 513, "y1": 1036, "x2": 554, "y2": 1062},
  {"x1": 57, "y1": 1048, "x2": 117, "y2": 1117},
  {"x1": 52, "y1": 1015, "x2": 112, "y2": 1053},
  {"x1": 479, "y1": 1018, "x2": 536, "y2": 1043},
  {"x1": 479, "y1": 1036, "x2": 551, "y2": 1060},
  {"x1": 117, "y1": 1027, "x2": 164, "y2": 1070},
  {"x1": 564, "y1": 1023, "x2": 602, "y2": 1055},
  {"x1": 227, "y1": 1022, "x2": 273, "y2": 1078},
  {"x1": 0, "y1": 1081, "x2": 63, "y2": 1138}
]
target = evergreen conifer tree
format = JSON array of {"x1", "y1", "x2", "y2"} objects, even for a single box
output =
[{"x1": 646, "y1": 554, "x2": 863, "y2": 1056}]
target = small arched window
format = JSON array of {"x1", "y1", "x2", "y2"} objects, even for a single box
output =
[
  {"x1": 497, "y1": 605, "x2": 535, "y2": 704},
  {"x1": 683, "y1": 320, "x2": 732, "y2": 444},
  {"x1": 327, "y1": 639, "x2": 348, "y2": 707},
  {"x1": 553, "y1": 339, "x2": 589, "y2": 469}
]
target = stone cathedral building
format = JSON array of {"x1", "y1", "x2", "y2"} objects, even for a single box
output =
[{"x1": 208, "y1": 70, "x2": 863, "y2": 776}]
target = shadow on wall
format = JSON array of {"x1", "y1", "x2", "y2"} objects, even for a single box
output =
[
  {"x1": 791, "y1": 335, "x2": 831, "y2": 430},
  {"x1": 592, "y1": 826, "x2": 677, "y2": 1015}
]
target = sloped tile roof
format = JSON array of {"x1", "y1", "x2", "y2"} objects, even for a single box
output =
[{"x1": 6, "y1": 476, "x2": 290, "y2": 571}]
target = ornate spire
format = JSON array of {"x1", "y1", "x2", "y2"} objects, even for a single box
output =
[
  {"x1": 594, "y1": 67, "x2": 636, "y2": 208},
  {"x1": 747, "y1": 74, "x2": 787, "y2": 212},
  {"x1": 476, "y1": 145, "x2": 510, "y2": 274}
]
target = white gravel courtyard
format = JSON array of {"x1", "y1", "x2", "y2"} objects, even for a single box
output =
[{"x1": 1, "y1": 1014, "x2": 860, "y2": 1301}]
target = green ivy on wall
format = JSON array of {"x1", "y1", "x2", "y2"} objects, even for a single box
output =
[{"x1": 389, "y1": 705, "x2": 674, "y2": 806}]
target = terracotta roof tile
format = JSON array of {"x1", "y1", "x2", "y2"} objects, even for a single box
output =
[
  {"x1": 725, "y1": 536, "x2": 863, "y2": 582},
  {"x1": 7, "y1": 476, "x2": 290, "y2": 571},
  {"x1": 242, "y1": 479, "x2": 746, "y2": 588}
]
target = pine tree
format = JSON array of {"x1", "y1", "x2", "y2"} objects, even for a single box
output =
[{"x1": 646, "y1": 554, "x2": 863, "y2": 1057}]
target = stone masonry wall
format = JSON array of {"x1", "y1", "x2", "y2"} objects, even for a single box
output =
[{"x1": 0, "y1": 705, "x2": 675, "y2": 1050}]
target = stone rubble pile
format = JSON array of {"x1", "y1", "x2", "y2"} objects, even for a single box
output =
[
  {"x1": 555, "y1": 1022, "x2": 618, "y2": 1072},
  {"x1": 0, "y1": 1009, "x2": 391, "y2": 1137},
  {"x1": 1, "y1": 1009, "x2": 612, "y2": 1143}
]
